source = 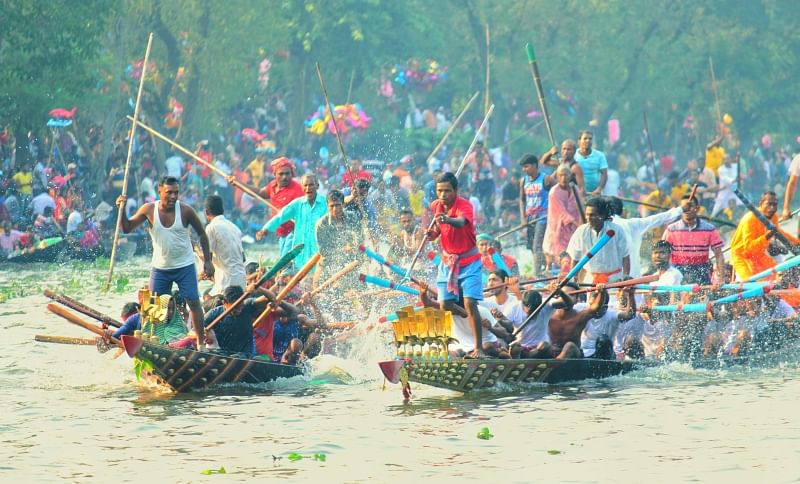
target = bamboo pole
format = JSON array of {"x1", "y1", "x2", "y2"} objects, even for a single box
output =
[
  {"x1": 128, "y1": 117, "x2": 279, "y2": 212},
  {"x1": 642, "y1": 110, "x2": 663, "y2": 206},
  {"x1": 426, "y1": 91, "x2": 480, "y2": 167},
  {"x1": 315, "y1": 62, "x2": 377, "y2": 250},
  {"x1": 47, "y1": 303, "x2": 121, "y2": 347},
  {"x1": 43, "y1": 289, "x2": 122, "y2": 328},
  {"x1": 709, "y1": 56, "x2": 723, "y2": 130},
  {"x1": 105, "y1": 33, "x2": 153, "y2": 292},
  {"x1": 252, "y1": 253, "x2": 321, "y2": 328},
  {"x1": 35, "y1": 334, "x2": 97, "y2": 346},
  {"x1": 309, "y1": 260, "x2": 359, "y2": 297}
]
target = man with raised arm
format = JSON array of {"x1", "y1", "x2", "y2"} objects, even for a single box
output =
[{"x1": 116, "y1": 176, "x2": 213, "y2": 349}]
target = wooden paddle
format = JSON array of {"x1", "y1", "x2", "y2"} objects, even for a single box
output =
[
  {"x1": 129, "y1": 117, "x2": 278, "y2": 212},
  {"x1": 43, "y1": 290, "x2": 122, "y2": 328},
  {"x1": 106, "y1": 33, "x2": 153, "y2": 292},
  {"x1": 35, "y1": 334, "x2": 96, "y2": 345},
  {"x1": 569, "y1": 274, "x2": 659, "y2": 295},
  {"x1": 47, "y1": 303, "x2": 121, "y2": 347},
  {"x1": 309, "y1": 260, "x2": 359, "y2": 298},
  {"x1": 205, "y1": 244, "x2": 303, "y2": 332},
  {"x1": 252, "y1": 253, "x2": 321, "y2": 328},
  {"x1": 426, "y1": 91, "x2": 480, "y2": 166},
  {"x1": 493, "y1": 215, "x2": 546, "y2": 240}
]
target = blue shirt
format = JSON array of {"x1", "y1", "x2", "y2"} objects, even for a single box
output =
[
  {"x1": 272, "y1": 319, "x2": 300, "y2": 362},
  {"x1": 113, "y1": 313, "x2": 140, "y2": 339},
  {"x1": 522, "y1": 172, "x2": 548, "y2": 221},
  {"x1": 263, "y1": 194, "x2": 328, "y2": 269},
  {"x1": 575, "y1": 149, "x2": 608, "y2": 193}
]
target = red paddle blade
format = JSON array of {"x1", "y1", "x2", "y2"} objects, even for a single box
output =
[
  {"x1": 378, "y1": 360, "x2": 405, "y2": 384},
  {"x1": 121, "y1": 335, "x2": 143, "y2": 358}
]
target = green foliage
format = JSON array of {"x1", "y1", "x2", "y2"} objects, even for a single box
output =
[{"x1": 133, "y1": 356, "x2": 154, "y2": 381}]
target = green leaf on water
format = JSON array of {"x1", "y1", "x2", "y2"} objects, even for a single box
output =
[
  {"x1": 313, "y1": 453, "x2": 326, "y2": 462},
  {"x1": 477, "y1": 427, "x2": 493, "y2": 440},
  {"x1": 547, "y1": 449, "x2": 561, "y2": 455},
  {"x1": 200, "y1": 466, "x2": 226, "y2": 475},
  {"x1": 287, "y1": 452, "x2": 303, "y2": 462}
]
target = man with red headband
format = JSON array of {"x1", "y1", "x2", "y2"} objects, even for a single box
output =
[{"x1": 260, "y1": 157, "x2": 304, "y2": 256}]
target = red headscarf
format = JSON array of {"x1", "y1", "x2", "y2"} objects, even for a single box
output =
[{"x1": 270, "y1": 156, "x2": 295, "y2": 175}]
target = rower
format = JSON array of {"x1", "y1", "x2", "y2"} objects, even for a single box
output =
[
  {"x1": 662, "y1": 194, "x2": 725, "y2": 285},
  {"x1": 509, "y1": 289, "x2": 555, "y2": 359},
  {"x1": 313, "y1": 189, "x2": 361, "y2": 289},
  {"x1": 427, "y1": 172, "x2": 486, "y2": 359},
  {"x1": 484, "y1": 270, "x2": 526, "y2": 327},
  {"x1": 566, "y1": 197, "x2": 630, "y2": 284},
  {"x1": 116, "y1": 176, "x2": 213, "y2": 350},
  {"x1": 730, "y1": 191, "x2": 799, "y2": 281},
  {"x1": 545, "y1": 286, "x2": 607, "y2": 359},
  {"x1": 579, "y1": 285, "x2": 636, "y2": 359},
  {"x1": 203, "y1": 285, "x2": 274, "y2": 356}
]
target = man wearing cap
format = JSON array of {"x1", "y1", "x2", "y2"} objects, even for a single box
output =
[
  {"x1": 257, "y1": 174, "x2": 327, "y2": 270},
  {"x1": 258, "y1": 157, "x2": 303, "y2": 256}
]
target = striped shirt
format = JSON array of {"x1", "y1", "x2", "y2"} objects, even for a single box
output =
[{"x1": 662, "y1": 219, "x2": 723, "y2": 266}]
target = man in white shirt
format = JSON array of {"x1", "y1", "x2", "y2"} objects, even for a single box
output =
[
  {"x1": 608, "y1": 196, "x2": 682, "y2": 277},
  {"x1": 203, "y1": 195, "x2": 246, "y2": 297},
  {"x1": 30, "y1": 189, "x2": 55, "y2": 217},
  {"x1": 484, "y1": 270, "x2": 526, "y2": 326},
  {"x1": 579, "y1": 285, "x2": 636, "y2": 359},
  {"x1": 165, "y1": 152, "x2": 183, "y2": 179},
  {"x1": 567, "y1": 197, "x2": 630, "y2": 283},
  {"x1": 710, "y1": 154, "x2": 740, "y2": 217}
]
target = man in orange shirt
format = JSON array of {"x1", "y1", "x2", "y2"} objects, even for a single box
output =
[{"x1": 730, "y1": 191, "x2": 799, "y2": 281}]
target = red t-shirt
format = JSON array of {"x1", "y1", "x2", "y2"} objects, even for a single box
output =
[
  {"x1": 253, "y1": 312, "x2": 276, "y2": 359},
  {"x1": 430, "y1": 196, "x2": 476, "y2": 255},
  {"x1": 260, "y1": 179, "x2": 304, "y2": 237},
  {"x1": 342, "y1": 169, "x2": 372, "y2": 187}
]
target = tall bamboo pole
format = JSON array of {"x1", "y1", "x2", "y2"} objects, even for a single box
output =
[{"x1": 105, "y1": 33, "x2": 153, "y2": 292}]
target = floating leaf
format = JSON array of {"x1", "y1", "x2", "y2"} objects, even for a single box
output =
[
  {"x1": 313, "y1": 453, "x2": 326, "y2": 462},
  {"x1": 287, "y1": 452, "x2": 303, "y2": 462},
  {"x1": 200, "y1": 466, "x2": 226, "y2": 475},
  {"x1": 547, "y1": 449, "x2": 561, "y2": 455},
  {"x1": 477, "y1": 427, "x2": 493, "y2": 440}
]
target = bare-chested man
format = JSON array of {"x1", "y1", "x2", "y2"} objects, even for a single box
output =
[
  {"x1": 528, "y1": 285, "x2": 606, "y2": 359},
  {"x1": 541, "y1": 139, "x2": 586, "y2": 195}
]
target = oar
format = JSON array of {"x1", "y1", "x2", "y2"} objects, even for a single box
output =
[
  {"x1": 635, "y1": 281, "x2": 771, "y2": 293},
  {"x1": 359, "y1": 273, "x2": 419, "y2": 296},
  {"x1": 129, "y1": 117, "x2": 279, "y2": 212},
  {"x1": 512, "y1": 230, "x2": 616, "y2": 338},
  {"x1": 43, "y1": 289, "x2": 122, "y2": 328},
  {"x1": 358, "y1": 245, "x2": 438, "y2": 298},
  {"x1": 426, "y1": 91, "x2": 480, "y2": 166},
  {"x1": 525, "y1": 42, "x2": 585, "y2": 224},
  {"x1": 206, "y1": 244, "x2": 303, "y2": 331},
  {"x1": 106, "y1": 33, "x2": 153, "y2": 292},
  {"x1": 734, "y1": 188, "x2": 800, "y2": 256},
  {"x1": 47, "y1": 303, "x2": 121, "y2": 347},
  {"x1": 35, "y1": 334, "x2": 96, "y2": 346},
  {"x1": 493, "y1": 216, "x2": 546, "y2": 239},
  {"x1": 309, "y1": 260, "x2": 360, "y2": 298},
  {"x1": 650, "y1": 286, "x2": 769, "y2": 312},
  {"x1": 569, "y1": 274, "x2": 659, "y2": 295},
  {"x1": 746, "y1": 255, "x2": 800, "y2": 282},
  {"x1": 252, "y1": 253, "x2": 321, "y2": 328},
  {"x1": 618, "y1": 197, "x2": 737, "y2": 228},
  {"x1": 642, "y1": 110, "x2": 663, "y2": 206},
  {"x1": 402, "y1": 105, "x2": 495, "y2": 279}
]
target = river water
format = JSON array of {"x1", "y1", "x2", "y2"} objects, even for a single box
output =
[{"x1": 1, "y1": 258, "x2": 799, "y2": 483}]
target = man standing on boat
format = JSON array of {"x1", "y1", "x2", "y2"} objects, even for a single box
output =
[
  {"x1": 258, "y1": 157, "x2": 304, "y2": 257},
  {"x1": 203, "y1": 195, "x2": 246, "y2": 297},
  {"x1": 257, "y1": 173, "x2": 327, "y2": 270},
  {"x1": 117, "y1": 176, "x2": 213, "y2": 349},
  {"x1": 662, "y1": 194, "x2": 725, "y2": 285},
  {"x1": 730, "y1": 191, "x2": 799, "y2": 281},
  {"x1": 540, "y1": 139, "x2": 586, "y2": 194},
  {"x1": 574, "y1": 131, "x2": 607, "y2": 196},
  {"x1": 427, "y1": 172, "x2": 486, "y2": 359}
]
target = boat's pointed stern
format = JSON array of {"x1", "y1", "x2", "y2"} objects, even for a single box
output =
[
  {"x1": 121, "y1": 335, "x2": 143, "y2": 358},
  {"x1": 378, "y1": 360, "x2": 405, "y2": 384}
]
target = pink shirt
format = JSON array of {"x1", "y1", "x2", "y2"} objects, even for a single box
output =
[{"x1": 662, "y1": 219, "x2": 723, "y2": 265}]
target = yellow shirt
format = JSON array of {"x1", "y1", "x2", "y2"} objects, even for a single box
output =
[
  {"x1": 408, "y1": 189, "x2": 423, "y2": 217},
  {"x1": 13, "y1": 172, "x2": 33, "y2": 195},
  {"x1": 730, "y1": 211, "x2": 799, "y2": 281},
  {"x1": 705, "y1": 146, "x2": 725, "y2": 175},
  {"x1": 246, "y1": 159, "x2": 265, "y2": 187}
]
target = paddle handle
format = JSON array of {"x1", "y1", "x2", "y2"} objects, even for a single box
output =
[
  {"x1": 310, "y1": 260, "x2": 360, "y2": 297},
  {"x1": 44, "y1": 289, "x2": 122, "y2": 328},
  {"x1": 570, "y1": 274, "x2": 658, "y2": 295},
  {"x1": 47, "y1": 303, "x2": 121, "y2": 347},
  {"x1": 252, "y1": 253, "x2": 321, "y2": 327}
]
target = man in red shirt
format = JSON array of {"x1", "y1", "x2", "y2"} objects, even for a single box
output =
[
  {"x1": 427, "y1": 172, "x2": 486, "y2": 359},
  {"x1": 341, "y1": 158, "x2": 373, "y2": 187},
  {"x1": 260, "y1": 157, "x2": 304, "y2": 256}
]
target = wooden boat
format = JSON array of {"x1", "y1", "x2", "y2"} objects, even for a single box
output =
[
  {"x1": 120, "y1": 335, "x2": 304, "y2": 393},
  {"x1": 379, "y1": 357, "x2": 637, "y2": 393}
]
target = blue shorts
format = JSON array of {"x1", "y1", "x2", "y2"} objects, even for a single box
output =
[
  {"x1": 437, "y1": 258, "x2": 484, "y2": 302},
  {"x1": 150, "y1": 264, "x2": 200, "y2": 301}
]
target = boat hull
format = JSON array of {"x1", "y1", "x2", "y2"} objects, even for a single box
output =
[
  {"x1": 121, "y1": 336, "x2": 304, "y2": 393},
  {"x1": 384, "y1": 357, "x2": 637, "y2": 392}
]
